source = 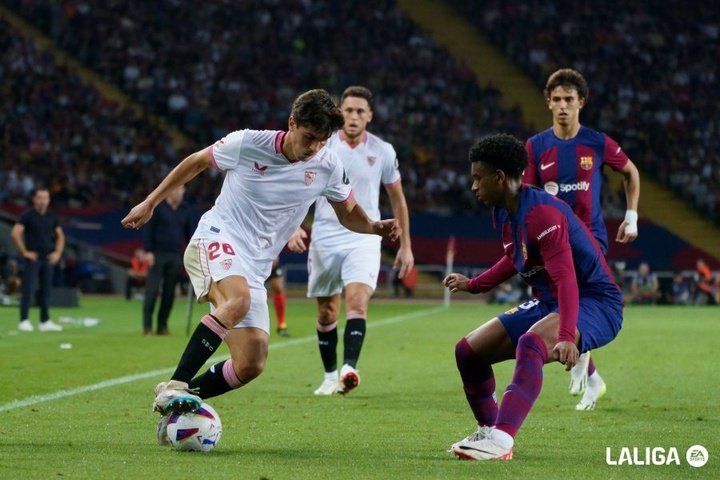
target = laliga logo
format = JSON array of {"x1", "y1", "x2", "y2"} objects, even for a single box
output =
[{"x1": 605, "y1": 445, "x2": 708, "y2": 467}]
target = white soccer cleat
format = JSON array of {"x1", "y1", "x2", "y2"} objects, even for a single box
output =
[
  {"x1": 38, "y1": 319, "x2": 63, "y2": 332},
  {"x1": 18, "y1": 319, "x2": 34, "y2": 332},
  {"x1": 156, "y1": 415, "x2": 171, "y2": 446},
  {"x1": 451, "y1": 428, "x2": 514, "y2": 461},
  {"x1": 313, "y1": 378, "x2": 340, "y2": 396},
  {"x1": 569, "y1": 351, "x2": 590, "y2": 395},
  {"x1": 338, "y1": 365, "x2": 360, "y2": 395},
  {"x1": 575, "y1": 374, "x2": 607, "y2": 411},
  {"x1": 448, "y1": 426, "x2": 493, "y2": 452},
  {"x1": 153, "y1": 380, "x2": 202, "y2": 415}
]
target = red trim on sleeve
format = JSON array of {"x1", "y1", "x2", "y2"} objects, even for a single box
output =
[
  {"x1": 383, "y1": 177, "x2": 402, "y2": 188},
  {"x1": 329, "y1": 189, "x2": 355, "y2": 205},
  {"x1": 208, "y1": 145, "x2": 219, "y2": 171}
]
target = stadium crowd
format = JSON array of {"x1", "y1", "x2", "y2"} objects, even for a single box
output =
[
  {"x1": 450, "y1": 0, "x2": 720, "y2": 222},
  {"x1": 4, "y1": 0, "x2": 528, "y2": 214},
  {"x1": 4, "y1": 0, "x2": 715, "y2": 221},
  {"x1": 0, "y1": 20, "x2": 195, "y2": 208}
]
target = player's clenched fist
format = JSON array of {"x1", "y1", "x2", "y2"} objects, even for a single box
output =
[{"x1": 443, "y1": 273, "x2": 470, "y2": 293}]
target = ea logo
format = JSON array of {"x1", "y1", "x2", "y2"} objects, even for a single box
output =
[
  {"x1": 686, "y1": 445, "x2": 708, "y2": 468},
  {"x1": 544, "y1": 181, "x2": 559, "y2": 196}
]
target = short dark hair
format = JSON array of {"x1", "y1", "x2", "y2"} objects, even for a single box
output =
[
  {"x1": 291, "y1": 89, "x2": 344, "y2": 137},
  {"x1": 341, "y1": 85, "x2": 374, "y2": 111},
  {"x1": 468, "y1": 134, "x2": 527, "y2": 178},
  {"x1": 544, "y1": 68, "x2": 589, "y2": 101},
  {"x1": 32, "y1": 186, "x2": 50, "y2": 197}
]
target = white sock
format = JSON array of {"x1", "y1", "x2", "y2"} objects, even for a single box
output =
[
  {"x1": 324, "y1": 370, "x2": 338, "y2": 381},
  {"x1": 588, "y1": 371, "x2": 603, "y2": 388},
  {"x1": 340, "y1": 364, "x2": 356, "y2": 376}
]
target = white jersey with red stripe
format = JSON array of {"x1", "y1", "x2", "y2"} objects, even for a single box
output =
[
  {"x1": 311, "y1": 130, "x2": 400, "y2": 249},
  {"x1": 200, "y1": 129, "x2": 352, "y2": 284}
]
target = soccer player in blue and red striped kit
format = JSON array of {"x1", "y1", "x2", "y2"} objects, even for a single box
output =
[
  {"x1": 523, "y1": 68, "x2": 640, "y2": 410},
  {"x1": 443, "y1": 134, "x2": 623, "y2": 460}
]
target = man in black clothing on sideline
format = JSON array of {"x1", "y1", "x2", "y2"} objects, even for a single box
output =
[{"x1": 142, "y1": 186, "x2": 193, "y2": 335}]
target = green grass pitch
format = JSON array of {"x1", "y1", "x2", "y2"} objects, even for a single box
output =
[{"x1": 1, "y1": 297, "x2": 717, "y2": 479}]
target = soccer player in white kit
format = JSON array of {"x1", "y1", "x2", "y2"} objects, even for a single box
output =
[
  {"x1": 290, "y1": 86, "x2": 414, "y2": 395},
  {"x1": 121, "y1": 90, "x2": 400, "y2": 438}
]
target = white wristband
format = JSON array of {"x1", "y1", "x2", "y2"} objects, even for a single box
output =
[{"x1": 624, "y1": 210, "x2": 638, "y2": 235}]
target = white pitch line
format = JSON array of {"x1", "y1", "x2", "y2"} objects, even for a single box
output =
[{"x1": 0, "y1": 305, "x2": 446, "y2": 413}]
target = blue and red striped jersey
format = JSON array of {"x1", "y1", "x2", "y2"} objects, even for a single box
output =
[
  {"x1": 492, "y1": 186, "x2": 621, "y2": 342},
  {"x1": 523, "y1": 126, "x2": 629, "y2": 253}
]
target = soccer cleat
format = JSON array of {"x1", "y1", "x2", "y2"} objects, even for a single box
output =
[
  {"x1": 448, "y1": 426, "x2": 494, "y2": 452},
  {"x1": 338, "y1": 365, "x2": 360, "y2": 395},
  {"x1": 452, "y1": 428, "x2": 514, "y2": 461},
  {"x1": 313, "y1": 378, "x2": 339, "y2": 396},
  {"x1": 156, "y1": 415, "x2": 171, "y2": 446},
  {"x1": 575, "y1": 375, "x2": 607, "y2": 411},
  {"x1": 153, "y1": 380, "x2": 202, "y2": 415},
  {"x1": 276, "y1": 327, "x2": 290, "y2": 337},
  {"x1": 18, "y1": 319, "x2": 34, "y2": 332},
  {"x1": 569, "y1": 351, "x2": 590, "y2": 395},
  {"x1": 38, "y1": 320, "x2": 63, "y2": 332}
]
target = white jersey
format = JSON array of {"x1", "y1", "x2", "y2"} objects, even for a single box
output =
[
  {"x1": 312, "y1": 131, "x2": 400, "y2": 249},
  {"x1": 200, "y1": 129, "x2": 352, "y2": 283}
]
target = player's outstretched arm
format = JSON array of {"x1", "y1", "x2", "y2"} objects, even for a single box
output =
[
  {"x1": 122, "y1": 148, "x2": 213, "y2": 230},
  {"x1": 330, "y1": 197, "x2": 400, "y2": 241}
]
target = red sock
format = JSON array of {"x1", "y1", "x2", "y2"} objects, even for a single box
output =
[
  {"x1": 273, "y1": 292, "x2": 286, "y2": 329},
  {"x1": 455, "y1": 338, "x2": 497, "y2": 426},
  {"x1": 495, "y1": 332, "x2": 548, "y2": 438}
]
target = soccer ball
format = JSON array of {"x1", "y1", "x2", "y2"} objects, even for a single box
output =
[{"x1": 166, "y1": 402, "x2": 222, "y2": 452}]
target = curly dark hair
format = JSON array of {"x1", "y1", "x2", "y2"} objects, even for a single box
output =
[
  {"x1": 291, "y1": 89, "x2": 344, "y2": 137},
  {"x1": 468, "y1": 133, "x2": 527, "y2": 178},
  {"x1": 544, "y1": 68, "x2": 589, "y2": 101}
]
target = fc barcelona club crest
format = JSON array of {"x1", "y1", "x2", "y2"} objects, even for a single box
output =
[
  {"x1": 304, "y1": 170, "x2": 317, "y2": 185},
  {"x1": 367, "y1": 156, "x2": 376, "y2": 166},
  {"x1": 580, "y1": 156, "x2": 593, "y2": 170}
]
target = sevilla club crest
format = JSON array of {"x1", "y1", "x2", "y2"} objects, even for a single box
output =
[
  {"x1": 305, "y1": 170, "x2": 317, "y2": 185},
  {"x1": 367, "y1": 156, "x2": 376, "y2": 166}
]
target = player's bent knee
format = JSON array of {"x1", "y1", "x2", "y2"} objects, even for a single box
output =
[{"x1": 223, "y1": 297, "x2": 251, "y2": 327}]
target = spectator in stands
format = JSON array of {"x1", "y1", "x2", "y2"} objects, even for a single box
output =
[
  {"x1": 491, "y1": 279, "x2": 524, "y2": 304},
  {"x1": 10, "y1": 187, "x2": 65, "y2": 332},
  {"x1": 668, "y1": 272, "x2": 691, "y2": 305},
  {"x1": 694, "y1": 258, "x2": 717, "y2": 305},
  {"x1": 142, "y1": 186, "x2": 193, "y2": 335},
  {"x1": 126, "y1": 248, "x2": 149, "y2": 300},
  {"x1": 630, "y1": 262, "x2": 660, "y2": 304},
  {"x1": 0, "y1": 237, "x2": 20, "y2": 305}
]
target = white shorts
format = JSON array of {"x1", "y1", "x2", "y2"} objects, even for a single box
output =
[
  {"x1": 307, "y1": 242, "x2": 381, "y2": 297},
  {"x1": 184, "y1": 237, "x2": 270, "y2": 334}
]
